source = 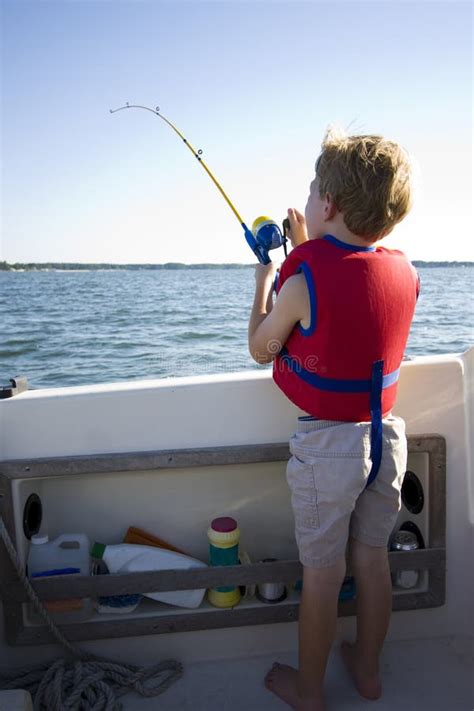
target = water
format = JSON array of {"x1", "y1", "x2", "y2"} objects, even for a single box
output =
[{"x1": 1, "y1": 266, "x2": 472, "y2": 389}]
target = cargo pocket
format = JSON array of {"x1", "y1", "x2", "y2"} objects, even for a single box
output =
[{"x1": 286, "y1": 454, "x2": 320, "y2": 528}]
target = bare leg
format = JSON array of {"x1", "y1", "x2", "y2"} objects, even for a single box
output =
[
  {"x1": 341, "y1": 536, "x2": 392, "y2": 699},
  {"x1": 265, "y1": 556, "x2": 346, "y2": 710}
]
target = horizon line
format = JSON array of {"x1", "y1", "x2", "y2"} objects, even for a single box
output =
[{"x1": 2, "y1": 259, "x2": 473, "y2": 269}]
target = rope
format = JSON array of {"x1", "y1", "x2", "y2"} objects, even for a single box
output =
[
  {"x1": 0, "y1": 514, "x2": 183, "y2": 710},
  {"x1": 1, "y1": 658, "x2": 183, "y2": 711}
]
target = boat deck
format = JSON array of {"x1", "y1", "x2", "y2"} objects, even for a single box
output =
[{"x1": 123, "y1": 635, "x2": 472, "y2": 710}]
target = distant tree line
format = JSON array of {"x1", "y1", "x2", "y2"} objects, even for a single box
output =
[
  {"x1": 0, "y1": 261, "x2": 254, "y2": 271},
  {"x1": 0, "y1": 259, "x2": 472, "y2": 272}
]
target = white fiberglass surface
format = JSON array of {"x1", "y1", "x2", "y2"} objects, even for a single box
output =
[{"x1": 120, "y1": 636, "x2": 472, "y2": 711}]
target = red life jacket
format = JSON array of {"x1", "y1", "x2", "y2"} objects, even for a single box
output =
[
  {"x1": 273, "y1": 235, "x2": 419, "y2": 487},
  {"x1": 273, "y1": 234, "x2": 419, "y2": 421}
]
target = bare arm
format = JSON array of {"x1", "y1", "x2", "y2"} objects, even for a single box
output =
[{"x1": 248, "y1": 263, "x2": 309, "y2": 364}]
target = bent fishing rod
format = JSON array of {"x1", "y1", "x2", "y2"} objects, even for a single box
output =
[{"x1": 110, "y1": 103, "x2": 288, "y2": 264}]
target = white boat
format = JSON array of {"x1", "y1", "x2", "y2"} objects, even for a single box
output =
[{"x1": 0, "y1": 349, "x2": 473, "y2": 710}]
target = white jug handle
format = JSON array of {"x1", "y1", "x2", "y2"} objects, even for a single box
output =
[{"x1": 54, "y1": 533, "x2": 89, "y2": 548}]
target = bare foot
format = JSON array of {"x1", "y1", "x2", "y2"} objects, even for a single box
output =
[
  {"x1": 340, "y1": 641, "x2": 382, "y2": 700},
  {"x1": 264, "y1": 663, "x2": 325, "y2": 710}
]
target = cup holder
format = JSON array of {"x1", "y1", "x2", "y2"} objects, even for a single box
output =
[
  {"x1": 399, "y1": 520, "x2": 425, "y2": 549},
  {"x1": 401, "y1": 470, "x2": 424, "y2": 515},
  {"x1": 23, "y1": 493, "x2": 42, "y2": 540}
]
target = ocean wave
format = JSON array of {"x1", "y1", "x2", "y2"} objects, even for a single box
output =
[{"x1": 1, "y1": 266, "x2": 471, "y2": 389}]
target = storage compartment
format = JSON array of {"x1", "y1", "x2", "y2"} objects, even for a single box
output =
[
  {"x1": 391, "y1": 454, "x2": 430, "y2": 593},
  {"x1": 0, "y1": 435, "x2": 446, "y2": 645},
  {"x1": 11, "y1": 461, "x2": 295, "y2": 568}
]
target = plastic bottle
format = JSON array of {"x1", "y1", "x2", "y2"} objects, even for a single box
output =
[
  {"x1": 27, "y1": 533, "x2": 91, "y2": 621},
  {"x1": 207, "y1": 517, "x2": 241, "y2": 608},
  {"x1": 91, "y1": 542, "x2": 207, "y2": 609}
]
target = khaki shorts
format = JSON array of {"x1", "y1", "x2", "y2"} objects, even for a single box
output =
[{"x1": 286, "y1": 415, "x2": 407, "y2": 568}]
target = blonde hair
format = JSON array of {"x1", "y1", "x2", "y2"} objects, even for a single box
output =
[{"x1": 315, "y1": 126, "x2": 412, "y2": 239}]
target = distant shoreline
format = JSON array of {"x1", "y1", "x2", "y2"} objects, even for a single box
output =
[
  {"x1": 0, "y1": 261, "x2": 253, "y2": 272},
  {"x1": 1, "y1": 260, "x2": 473, "y2": 272}
]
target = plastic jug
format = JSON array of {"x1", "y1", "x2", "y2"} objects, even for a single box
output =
[
  {"x1": 27, "y1": 533, "x2": 92, "y2": 621},
  {"x1": 91, "y1": 542, "x2": 207, "y2": 609}
]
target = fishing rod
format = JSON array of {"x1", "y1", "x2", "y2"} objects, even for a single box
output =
[{"x1": 109, "y1": 103, "x2": 288, "y2": 264}]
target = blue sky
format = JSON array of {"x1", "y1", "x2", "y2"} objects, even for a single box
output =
[{"x1": 1, "y1": 0, "x2": 472, "y2": 264}]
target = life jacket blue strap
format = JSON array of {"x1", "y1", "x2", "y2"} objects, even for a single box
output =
[
  {"x1": 279, "y1": 348, "x2": 399, "y2": 392},
  {"x1": 366, "y1": 360, "x2": 384, "y2": 489},
  {"x1": 279, "y1": 348, "x2": 395, "y2": 487}
]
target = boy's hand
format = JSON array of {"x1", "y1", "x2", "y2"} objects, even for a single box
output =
[
  {"x1": 287, "y1": 208, "x2": 309, "y2": 247},
  {"x1": 254, "y1": 261, "x2": 279, "y2": 289}
]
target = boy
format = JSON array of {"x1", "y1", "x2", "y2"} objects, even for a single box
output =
[{"x1": 247, "y1": 127, "x2": 419, "y2": 711}]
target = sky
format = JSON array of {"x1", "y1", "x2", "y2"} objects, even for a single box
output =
[{"x1": 1, "y1": 0, "x2": 472, "y2": 264}]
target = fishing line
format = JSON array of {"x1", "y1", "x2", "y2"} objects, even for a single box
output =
[{"x1": 110, "y1": 103, "x2": 287, "y2": 263}]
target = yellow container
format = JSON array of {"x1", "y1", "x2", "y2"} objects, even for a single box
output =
[{"x1": 207, "y1": 517, "x2": 241, "y2": 608}]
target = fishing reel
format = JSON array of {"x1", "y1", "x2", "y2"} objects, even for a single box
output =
[{"x1": 244, "y1": 216, "x2": 290, "y2": 265}]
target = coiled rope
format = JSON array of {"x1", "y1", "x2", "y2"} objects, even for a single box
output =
[{"x1": 0, "y1": 514, "x2": 183, "y2": 710}]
